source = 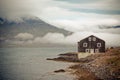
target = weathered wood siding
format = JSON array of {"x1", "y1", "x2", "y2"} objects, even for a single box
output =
[{"x1": 78, "y1": 35, "x2": 105, "y2": 53}]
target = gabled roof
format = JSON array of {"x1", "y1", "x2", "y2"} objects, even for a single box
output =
[{"x1": 78, "y1": 35, "x2": 105, "y2": 42}]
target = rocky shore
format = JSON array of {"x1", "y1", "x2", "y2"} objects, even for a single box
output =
[
  {"x1": 69, "y1": 48, "x2": 120, "y2": 80},
  {"x1": 47, "y1": 52, "x2": 80, "y2": 62},
  {"x1": 47, "y1": 48, "x2": 120, "y2": 80}
]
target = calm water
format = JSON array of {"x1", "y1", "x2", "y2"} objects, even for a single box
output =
[{"x1": 0, "y1": 47, "x2": 76, "y2": 80}]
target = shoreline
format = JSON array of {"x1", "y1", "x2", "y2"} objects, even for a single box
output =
[
  {"x1": 48, "y1": 48, "x2": 120, "y2": 80},
  {"x1": 68, "y1": 64, "x2": 101, "y2": 80}
]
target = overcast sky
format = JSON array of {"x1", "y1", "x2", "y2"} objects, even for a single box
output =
[{"x1": 0, "y1": 0, "x2": 120, "y2": 47}]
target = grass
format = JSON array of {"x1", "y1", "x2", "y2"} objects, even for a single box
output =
[
  {"x1": 69, "y1": 47, "x2": 120, "y2": 80},
  {"x1": 107, "y1": 56, "x2": 120, "y2": 66},
  {"x1": 69, "y1": 64, "x2": 101, "y2": 80},
  {"x1": 104, "y1": 48, "x2": 120, "y2": 79}
]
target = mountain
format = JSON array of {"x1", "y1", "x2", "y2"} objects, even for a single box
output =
[
  {"x1": 0, "y1": 17, "x2": 71, "y2": 39},
  {"x1": 98, "y1": 25, "x2": 120, "y2": 29}
]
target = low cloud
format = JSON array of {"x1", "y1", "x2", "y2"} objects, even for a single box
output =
[
  {"x1": 40, "y1": 6, "x2": 120, "y2": 33},
  {"x1": 14, "y1": 33, "x2": 34, "y2": 40},
  {"x1": 5, "y1": 32, "x2": 120, "y2": 47},
  {"x1": 36, "y1": 32, "x2": 120, "y2": 47},
  {"x1": 49, "y1": 18, "x2": 120, "y2": 32}
]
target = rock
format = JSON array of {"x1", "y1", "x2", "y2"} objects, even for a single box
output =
[
  {"x1": 54, "y1": 69, "x2": 65, "y2": 73},
  {"x1": 46, "y1": 58, "x2": 53, "y2": 60}
]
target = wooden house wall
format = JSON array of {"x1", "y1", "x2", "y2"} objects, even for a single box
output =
[{"x1": 78, "y1": 35, "x2": 105, "y2": 53}]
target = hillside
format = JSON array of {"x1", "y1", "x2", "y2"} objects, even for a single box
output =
[
  {"x1": 0, "y1": 17, "x2": 71, "y2": 38},
  {"x1": 69, "y1": 48, "x2": 120, "y2": 80}
]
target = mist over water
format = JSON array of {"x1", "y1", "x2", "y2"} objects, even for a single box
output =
[{"x1": 0, "y1": 47, "x2": 76, "y2": 80}]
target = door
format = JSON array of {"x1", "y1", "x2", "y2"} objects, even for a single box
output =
[{"x1": 90, "y1": 49, "x2": 94, "y2": 53}]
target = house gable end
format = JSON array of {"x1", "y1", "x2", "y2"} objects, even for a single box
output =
[{"x1": 78, "y1": 35, "x2": 105, "y2": 53}]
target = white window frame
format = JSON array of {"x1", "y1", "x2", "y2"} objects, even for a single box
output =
[
  {"x1": 97, "y1": 43, "x2": 101, "y2": 47},
  {"x1": 83, "y1": 43, "x2": 87, "y2": 47},
  {"x1": 93, "y1": 37, "x2": 96, "y2": 41},
  {"x1": 88, "y1": 37, "x2": 91, "y2": 41}
]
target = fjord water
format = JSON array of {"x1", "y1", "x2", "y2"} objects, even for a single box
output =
[{"x1": 0, "y1": 47, "x2": 76, "y2": 80}]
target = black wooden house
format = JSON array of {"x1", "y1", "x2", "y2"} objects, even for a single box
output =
[{"x1": 78, "y1": 35, "x2": 105, "y2": 53}]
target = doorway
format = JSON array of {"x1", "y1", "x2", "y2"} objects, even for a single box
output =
[{"x1": 90, "y1": 49, "x2": 94, "y2": 53}]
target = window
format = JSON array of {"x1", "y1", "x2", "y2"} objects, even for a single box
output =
[
  {"x1": 97, "y1": 43, "x2": 101, "y2": 47},
  {"x1": 83, "y1": 43, "x2": 87, "y2": 47},
  {"x1": 88, "y1": 37, "x2": 91, "y2": 41},
  {"x1": 93, "y1": 37, "x2": 96, "y2": 41}
]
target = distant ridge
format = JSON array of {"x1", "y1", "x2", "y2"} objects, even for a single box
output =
[{"x1": 0, "y1": 17, "x2": 71, "y2": 38}]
